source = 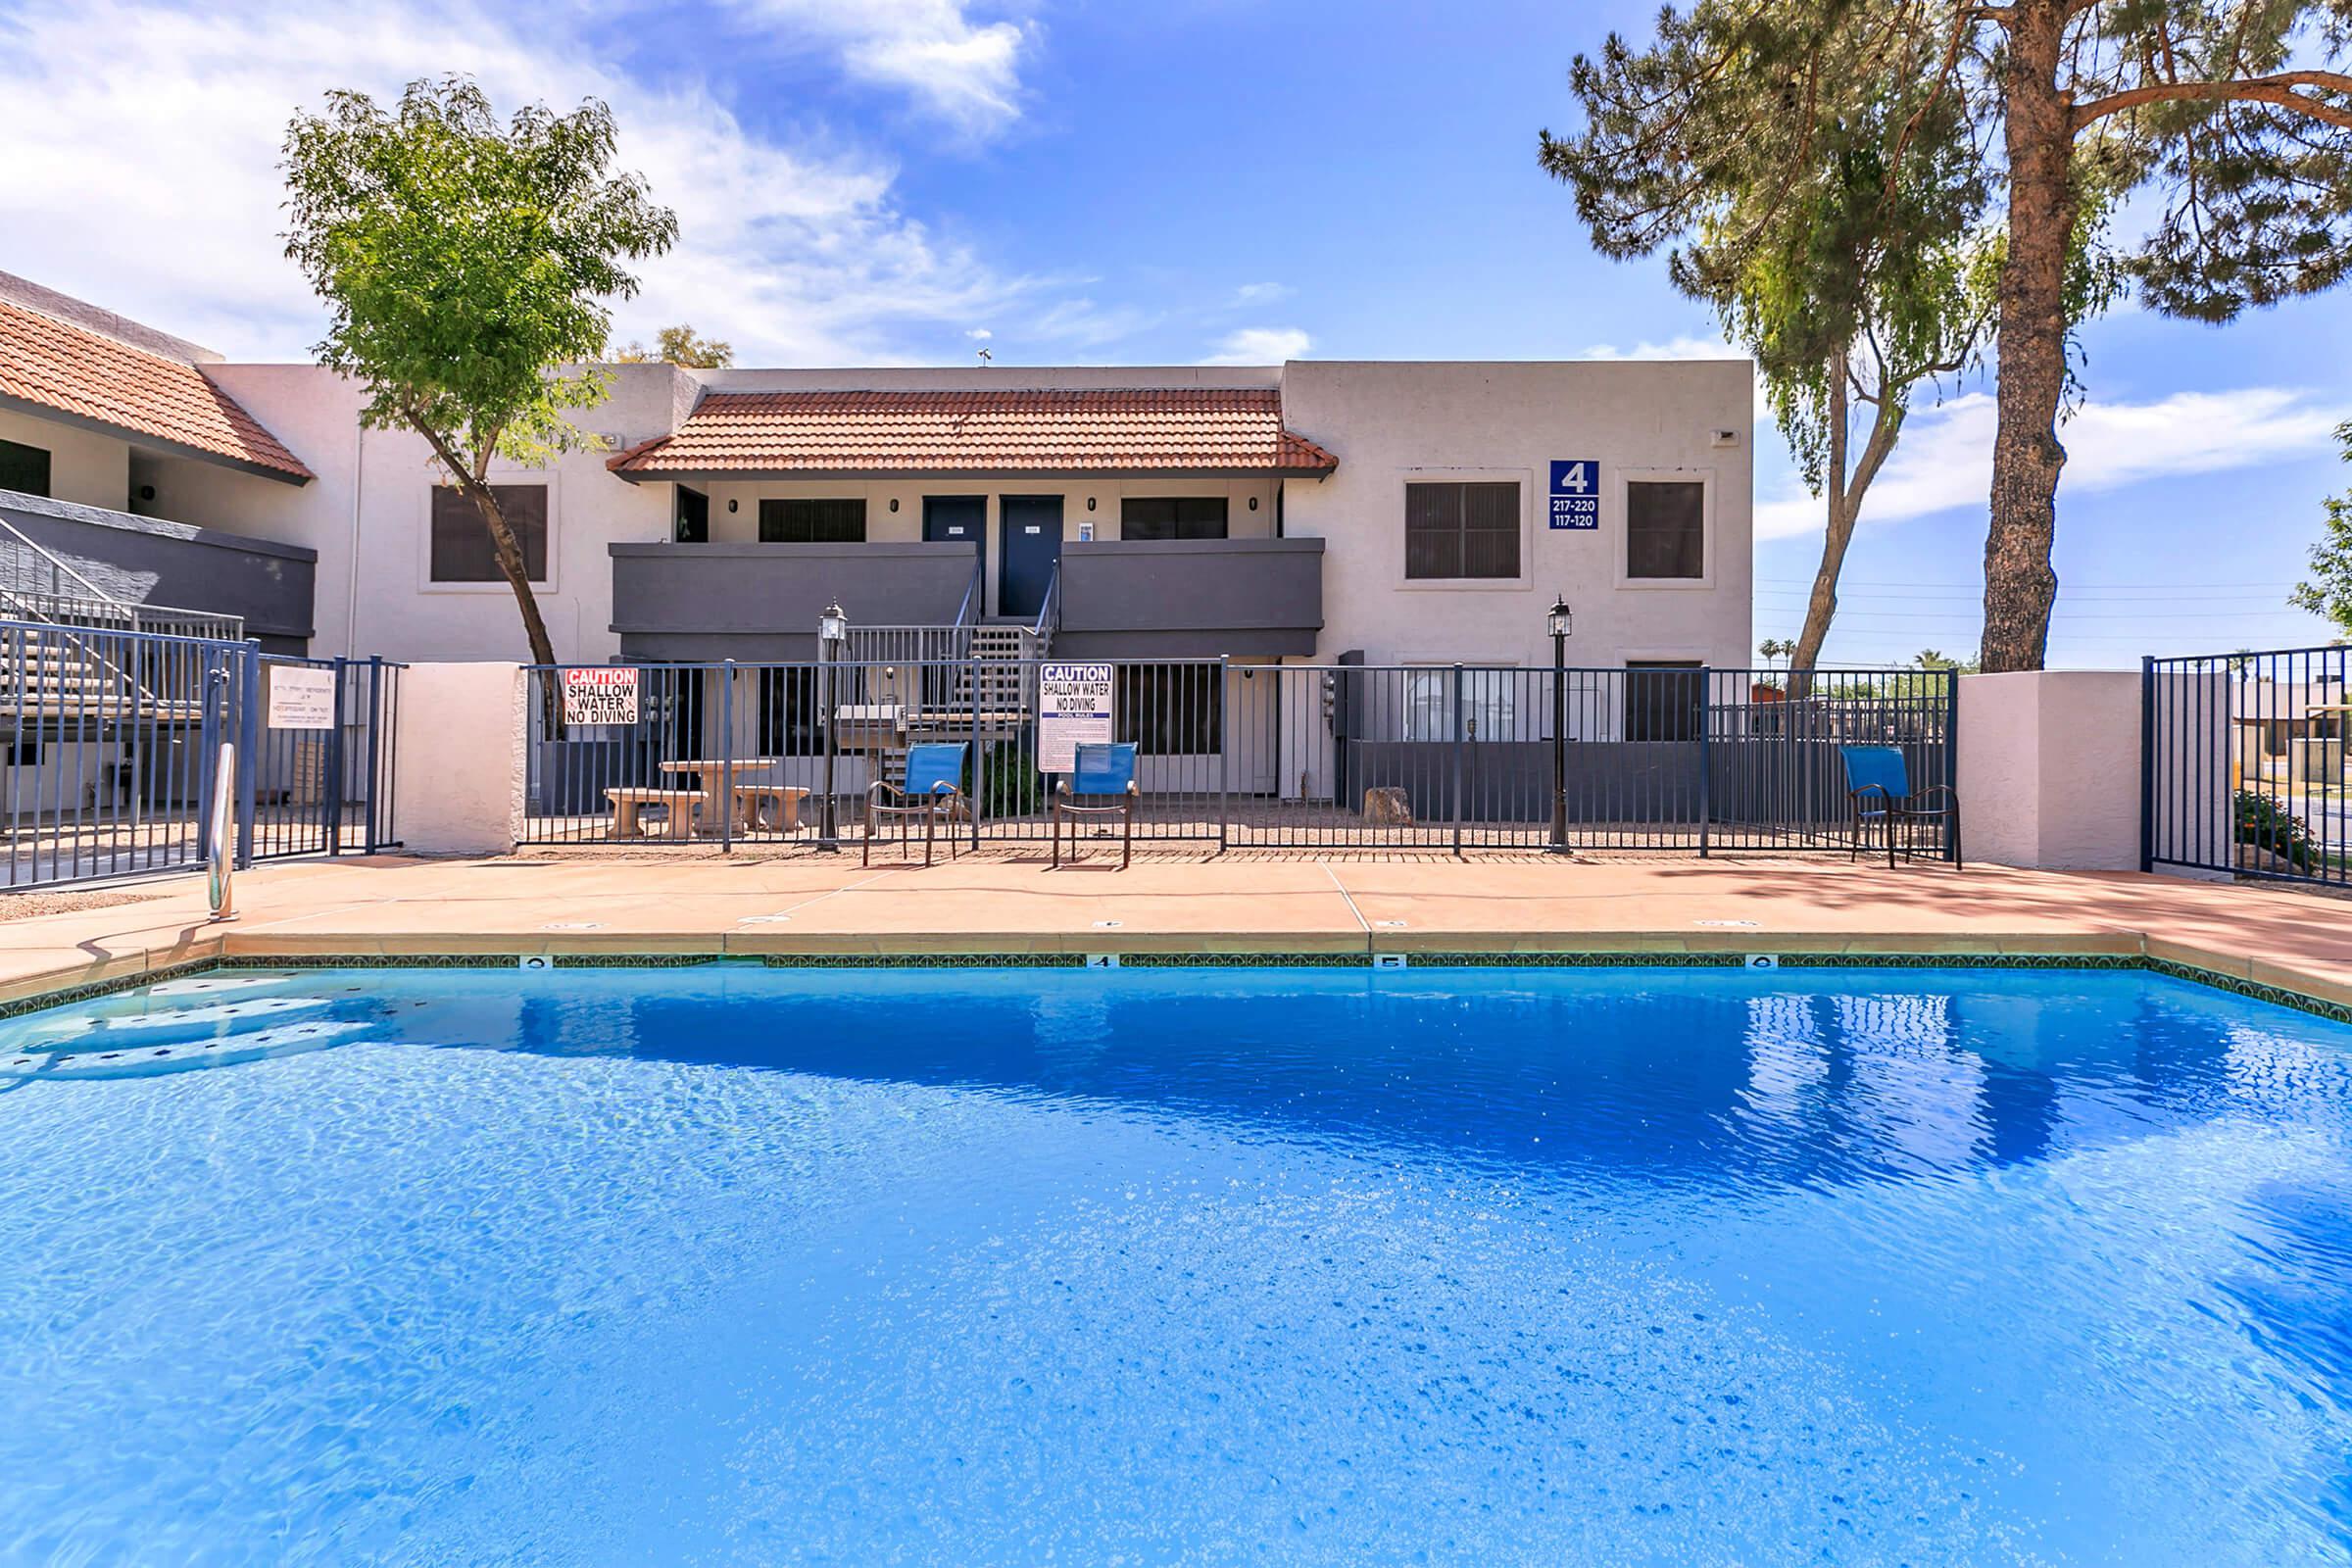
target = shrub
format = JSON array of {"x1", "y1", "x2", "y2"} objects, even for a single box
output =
[
  {"x1": 2234, "y1": 789, "x2": 2315, "y2": 872},
  {"x1": 967, "y1": 740, "x2": 1045, "y2": 817}
]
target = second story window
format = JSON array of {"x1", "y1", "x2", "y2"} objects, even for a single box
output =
[
  {"x1": 0, "y1": 438, "x2": 51, "y2": 498},
  {"x1": 1121, "y1": 497, "x2": 1229, "y2": 541},
  {"x1": 1627, "y1": 479, "x2": 1705, "y2": 580},
  {"x1": 1405, "y1": 481, "x2": 1519, "y2": 580},
  {"x1": 430, "y1": 483, "x2": 548, "y2": 583},
  {"x1": 759, "y1": 498, "x2": 866, "y2": 543}
]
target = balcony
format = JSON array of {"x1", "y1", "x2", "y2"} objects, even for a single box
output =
[
  {"x1": 610, "y1": 541, "x2": 980, "y2": 661},
  {"x1": 0, "y1": 489, "x2": 316, "y2": 651},
  {"x1": 1052, "y1": 537, "x2": 1323, "y2": 658},
  {"x1": 610, "y1": 536, "x2": 1326, "y2": 661}
]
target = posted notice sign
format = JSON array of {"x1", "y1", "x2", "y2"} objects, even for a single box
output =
[
  {"x1": 266, "y1": 666, "x2": 336, "y2": 730},
  {"x1": 563, "y1": 666, "x2": 640, "y2": 727},
  {"x1": 1038, "y1": 662, "x2": 1114, "y2": 773},
  {"x1": 1548, "y1": 460, "x2": 1599, "y2": 529}
]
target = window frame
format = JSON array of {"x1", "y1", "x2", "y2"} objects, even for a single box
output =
[
  {"x1": 758, "y1": 497, "x2": 868, "y2": 544},
  {"x1": 1395, "y1": 469, "x2": 1532, "y2": 591},
  {"x1": 420, "y1": 475, "x2": 557, "y2": 593},
  {"x1": 0, "y1": 437, "x2": 53, "y2": 499},
  {"x1": 1119, "y1": 496, "x2": 1230, "y2": 542},
  {"x1": 1115, "y1": 662, "x2": 1225, "y2": 757},
  {"x1": 1622, "y1": 659, "x2": 1707, "y2": 743},
  {"x1": 1617, "y1": 468, "x2": 1716, "y2": 590}
]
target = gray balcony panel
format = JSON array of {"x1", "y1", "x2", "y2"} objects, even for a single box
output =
[
  {"x1": 611, "y1": 541, "x2": 978, "y2": 660},
  {"x1": 1053, "y1": 537, "x2": 1323, "y2": 658},
  {"x1": 0, "y1": 489, "x2": 318, "y2": 646}
]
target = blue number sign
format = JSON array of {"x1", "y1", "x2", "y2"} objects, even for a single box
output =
[{"x1": 1548, "y1": 460, "x2": 1599, "y2": 530}]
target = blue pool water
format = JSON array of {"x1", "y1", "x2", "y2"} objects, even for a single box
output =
[{"x1": 2, "y1": 965, "x2": 2350, "y2": 1565}]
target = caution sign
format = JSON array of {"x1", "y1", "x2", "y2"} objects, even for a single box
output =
[
  {"x1": 1038, "y1": 662, "x2": 1114, "y2": 773},
  {"x1": 563, "y1": 666, "x2": 640, "y2": 726}
]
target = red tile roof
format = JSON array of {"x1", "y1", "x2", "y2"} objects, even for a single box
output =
[
  {"x1": 0, "y1": 298, "x2": 312, "y2": 482},
  {"x1": 608, "y1": 387, "x2": 1337, "y2": 477}
]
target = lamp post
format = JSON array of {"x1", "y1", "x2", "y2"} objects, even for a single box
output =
[
  {"x1": 816, "y1": 602, "x2": 848, "y2": 850},
  {"x1": 1546, "y1": 595, "x2": 1573, "y2": 853}
]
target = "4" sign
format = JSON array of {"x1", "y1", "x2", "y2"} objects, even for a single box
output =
[{"x1": 1548, "y1": 460, "x2": 1599, "y2": 530}]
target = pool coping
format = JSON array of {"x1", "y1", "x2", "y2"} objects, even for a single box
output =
[{"x1": 6, "y1": 936, "x2": 2348, "y2": 1025}]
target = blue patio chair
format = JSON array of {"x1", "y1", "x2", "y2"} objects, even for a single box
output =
[
  {"x1": 1840, "y1": 744, "x2": 1961, "y2": 870},
  {"x1": 864, "y1": 742, "x2": 969, "y2": 867},
  {"x1": 1052, "y1": 742, "x2": 1140, "y2": 869}
]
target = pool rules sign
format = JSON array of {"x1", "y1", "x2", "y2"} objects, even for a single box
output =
[
  {"x1": 1038, "y1": 662, "x2": 1114, "y2": 772},
  {"x1": 562, "y1": 666, "x2": 640, "y2": 727}
]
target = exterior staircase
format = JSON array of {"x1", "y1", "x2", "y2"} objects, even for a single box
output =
[
  {"x1": 0, "y1": 515, "x2": 241, "y2": 735},
  {"x1": 864, "y1": 620, "x2": 1045, "y2": 794}
]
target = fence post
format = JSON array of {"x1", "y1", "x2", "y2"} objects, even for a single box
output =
[
  {"x1": 235, "y1": 640, "x2": 262, "y2": 868},
  {"x1": 2137, "y1": 655, "x2": 2155, "y2": 873},
  {"x1": 324, "y1": 658, "x2": 349, "y2": 856},
  {"x1": 363, "y1": 658, "x2": 385, "y2": 855},
  {"x1": 970, "y1": 650, "x2": 984, "y2": 851},
  {"x1": 1450, "y1": 662, "x2": 1465, "y2": 857},
  {"x1": 720, "y1": 659, "x2": 735, "y2": 854},
  {"x1": 1218, "y1": 655, "x2": 1231, "y2": 854},
  {"x1": 1697, "y1": 668, "x2": 1712, "y2": 858}
]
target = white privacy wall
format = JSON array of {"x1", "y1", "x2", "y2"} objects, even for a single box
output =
[{"x1": 1957, "y1": 671, "x2": 2153, "y2": 871}]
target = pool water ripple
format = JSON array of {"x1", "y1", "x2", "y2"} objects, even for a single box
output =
[{"x1": 0, "y1": 964, "x2": 2348, "y2": 1564}]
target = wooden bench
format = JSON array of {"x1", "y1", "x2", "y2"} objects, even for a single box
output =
[
  {"x1": 732, "y1": 783, "x2": 810, "y2": 835},
  {"x1": 605, "y1": 787, "x2": 707, "y2": 841}
]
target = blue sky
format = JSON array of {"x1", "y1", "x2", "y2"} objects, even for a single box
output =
[{"x1": 1, "y1": 0, "x2": 2345, "y2": 665}]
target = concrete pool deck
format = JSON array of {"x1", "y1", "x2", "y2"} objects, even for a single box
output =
[{"x1": 1, "y1": 852, "x2": 2348, "y2": 1014}]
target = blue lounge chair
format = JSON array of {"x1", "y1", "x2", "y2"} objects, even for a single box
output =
[
  {"x1": 1052, "y1": 742, "x2": 1139, "y2": 869},
  {"x1": 864, "y1": 742, "x2": 969, "y2": 866},
  {"x1": 1840, "y1": 744, "x2": 1961, "y2": 869}
]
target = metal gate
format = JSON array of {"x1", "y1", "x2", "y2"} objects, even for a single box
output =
[
  {"x1": 519, "y1": 658, "x2": 1950, "y2": 856},
  {"x1": 2144, "y1": 644, "x2": 2348, "y2": 887},
  {"x1": 249, "y1": 655, "x2": 405, "y2": 861},
  {"x1": 0, "y1": 620, "x2": 402, "y2": 891}
]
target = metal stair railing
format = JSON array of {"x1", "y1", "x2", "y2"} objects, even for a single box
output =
[{"x1": 0, "y1": 516, "x2": 243, "y2": 716}]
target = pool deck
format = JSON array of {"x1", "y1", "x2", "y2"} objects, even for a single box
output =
[{"x1": 2, "y1": 851, "x2": 2348, "y2": 1013}]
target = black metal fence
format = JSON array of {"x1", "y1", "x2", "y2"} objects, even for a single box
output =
[
  {"x1": 522, "y1": 659, "x2": 1951, "y2": 856},
  {"x1": 0, "y1": 620, "x2": 403, "y2": 890},
  {"x1": 2144, "y1": 644, "x2": 2349, "y2": 887}
]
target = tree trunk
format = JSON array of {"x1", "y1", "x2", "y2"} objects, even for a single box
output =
[
  {"x1": 466, "y1": 482, "x2": 564, "y2": 736},
  {"x1": 1980, "y1": 0, "x2": 2074, "y2": 672},
  {"x1": 1793, "y1": 351, "x2": 1903, "y2": 695}
]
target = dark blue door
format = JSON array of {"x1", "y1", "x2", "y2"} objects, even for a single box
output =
[
  {"x1": 997, "y1": 495, "x2": 1062, "y2": 619},
  {"x1": 923, "y1": 495, "x2": 986, "y2": 595}
]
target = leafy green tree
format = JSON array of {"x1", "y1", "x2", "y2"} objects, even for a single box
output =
[
  {"x1": 1544, "y1": 19, "x2": 2003, "y2": 682},
  {"x1": 611, "y1": 324, "x2": 734, "y2": 368},
  {"x1": 1543, "y1": 2, "x2": 2352, "y2": 673},
  {"x1": 282, "y1": 76, "x2": 679, "y2": 678},
  {"x1": 2289, "y1": 421, "x2": 2352, "y2": 639}
]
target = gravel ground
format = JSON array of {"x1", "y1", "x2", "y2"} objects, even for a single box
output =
[{"x1": 0, "y1": 888, "x2": 174, "y2": 922}]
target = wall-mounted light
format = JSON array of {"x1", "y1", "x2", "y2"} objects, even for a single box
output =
[
  {"x1": 1086, "y1": 496, "x2": 1098, "y2": 512},
  {"x1": 1248, "y1": 496, "x2": 1259, "y2": 512},
  {"x1": 889, "y1": 498, "x2": 900, "y2": 513},
  {"x1": 137, "y1": 485, "x2": 156, "y2": 502},
  {"x1": 727, "y1": 498, "x2": 739, "y2": 513}
]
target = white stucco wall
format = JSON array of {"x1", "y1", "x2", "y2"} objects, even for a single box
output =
[
  {"x1": 0, "y1": 406, "x2": 130, "y2": 510},
  {"x1": 1277, "y1": 360, "x2": 1755, "y2": 669},
  {"x1": 392, "y1": 662, "x2": 524, "y2": 854},
  {"x1": 1958, "y1": 671, "x2": 2145, "y2": 870}
]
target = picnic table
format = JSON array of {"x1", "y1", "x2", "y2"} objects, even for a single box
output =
[{"x1": 657, "y1": 759, "x2": 789, "y2": 834}]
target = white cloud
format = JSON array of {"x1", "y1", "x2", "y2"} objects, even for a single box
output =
[
  {"x1": 965, "y1": 327, "x2": 993, "y2": 340},
  {"x1": 1581, "y1": 334, "x2": 1742, "y2": 362},
  {"x1": 1754, "y1": 387, "x2": 2349, "y2": 541},
  {"x1": 1227, "y1": 281, "x2": 1292, "y2": 309},
  {"x1": 1200, "y1": 326, "x2": 1310, "y2": 366},
  {"x1": 715, "y1": 0, "x2": 1032, "y2": 135},
  {"x1": 0, "y1": 0, "x2": 1059, "y2": 365}
]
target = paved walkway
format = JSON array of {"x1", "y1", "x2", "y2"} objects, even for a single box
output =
[{"x1": 1, "y1": 852, "x2": 2347, "y2": 1010}]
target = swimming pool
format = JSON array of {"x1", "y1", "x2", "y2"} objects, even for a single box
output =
[{"x1": 2, "y1": 963, "x2": 2348, "y2": 1564}]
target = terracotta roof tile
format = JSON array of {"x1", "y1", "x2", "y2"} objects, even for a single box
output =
[
  {"x1": 609, "y1": 387, "x2": 1337, "y2": 477},
  {"x1": 0, "y1": 298, "x2": 312, "y2": 482}
]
